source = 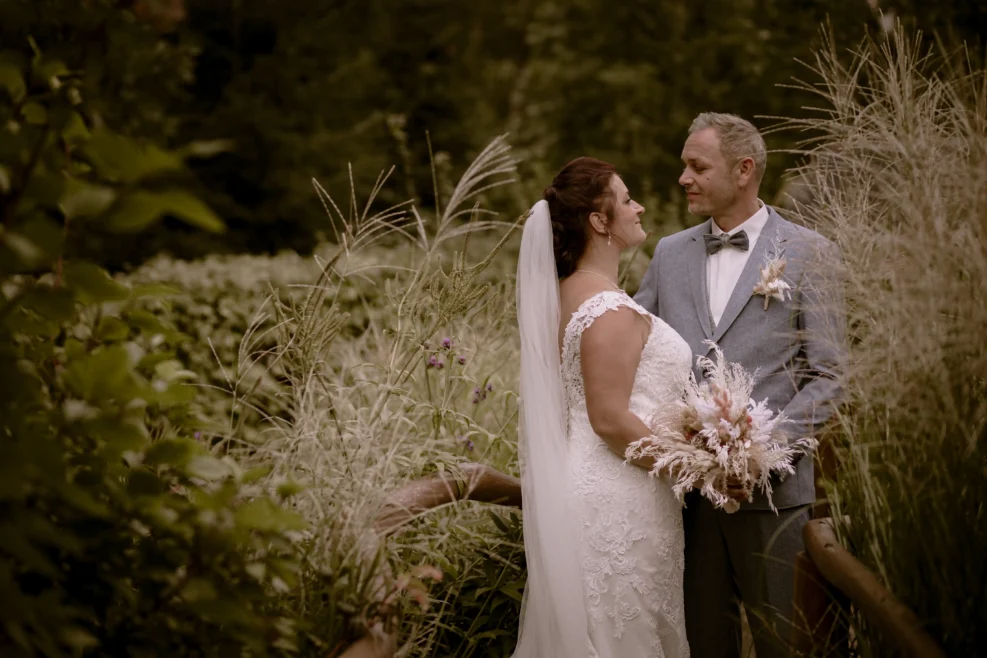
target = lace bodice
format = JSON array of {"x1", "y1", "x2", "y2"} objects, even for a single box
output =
[
  {"x1": 560, "y1": 290, "x2": 692, "y2": 658},
  {"x1": 561, "y1": 291, "x2": 693, "y2": 423}
]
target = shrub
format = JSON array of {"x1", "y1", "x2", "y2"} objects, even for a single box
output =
[{"x1": 0, "y1": 41, "x2": 310, "y2": 656}]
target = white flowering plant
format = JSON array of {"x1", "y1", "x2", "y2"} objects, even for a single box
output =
[{"x1": 626, "y1": 342, "x2": 817, "y2": 513}]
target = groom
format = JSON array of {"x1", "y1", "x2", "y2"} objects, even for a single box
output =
[{"x1": 634, "y1": 113, "x2": 845, "y2": 658}]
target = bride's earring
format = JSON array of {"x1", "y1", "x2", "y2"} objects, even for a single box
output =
[{"x1": 607, "y1": 232, "x2": 612, "y2": 246}]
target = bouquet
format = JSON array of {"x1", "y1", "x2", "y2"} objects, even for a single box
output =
[{"x1": 625, "y1": 342, "x2": 817, "y2": 513}]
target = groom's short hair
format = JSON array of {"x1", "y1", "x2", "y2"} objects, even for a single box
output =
[{"x1": 689, "y1": 113, "x2": 767, "y2": 184}]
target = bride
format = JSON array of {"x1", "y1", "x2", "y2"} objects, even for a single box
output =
[{"x1": 512, "y1": 157, "x2": 692, "y2": 658}]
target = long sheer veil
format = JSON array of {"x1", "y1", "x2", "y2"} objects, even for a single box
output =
[{"x1": 511, "y1": 200, "x2": 589, "y2": 658}]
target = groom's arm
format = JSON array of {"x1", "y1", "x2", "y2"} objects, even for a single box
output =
[
  {"x1": 779, "y1": 240, "x2": 847, "y2": 449},
  {"x1": 632, "y1": 238, "x2": 663, "y2": 315}
]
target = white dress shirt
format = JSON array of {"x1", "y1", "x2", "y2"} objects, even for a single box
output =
[{"x1": 706, "y1": 200, "x2": 769, "y2": 326}]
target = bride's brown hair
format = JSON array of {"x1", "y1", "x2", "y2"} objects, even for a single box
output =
[{"x1": 543, "y1": 157, "x2": 617, "y2": 278}]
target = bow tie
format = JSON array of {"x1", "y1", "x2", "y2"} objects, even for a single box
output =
[{"x1": 703, "y1": 230, "x2": 749, "y2": 255}]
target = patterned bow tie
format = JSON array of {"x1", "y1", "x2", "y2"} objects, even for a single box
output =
[{"x1": 703, "y1": 230, "x2": 749, "y2": 255}]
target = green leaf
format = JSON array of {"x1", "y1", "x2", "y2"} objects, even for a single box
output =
[
  {"x1": 235, "y1": 498, "x2": 307, "y2": 532},
  {"x1": 57, "y1": 109, "x2": 89, "y2": 143},
  {"x1": 186, "y1": 456, "x2": 231, "y2": 481},
  {"x1": 64, "y1": 337, "x2": 85, "y2": 361},
  {"x1": 241, "y1": 465, "x2": 273, "y2": 484},
  {"x1": 488, "y1": 510, "x2": 511, "y2": 535},
  {"x1": 162, "y1": 191, "x2": 225, "y2": 233},
  {"x1": 0, "y1": 229, "x2": 44, "y2": 268},
  {"x1": 127, "y1": 310, "x2": 172, "y2": 338},
  {"x1": 154, "y1": 359, "x2": 197, "y2": 382},
  {"x1": 60, "y1": 180, "x2": 116, "y2": 220},
  {"x1": 21, "y1": 286, "x2": 75, "y2": 323},
  {"x1": 245, "y1": 562, "x2": 266, "y2": 581},
  {"x1": 180, "y1": 578, "x2": 217, "y2": 603},
  {"x1": 62, "y1": 344, "x2": 133, "y2": 400},
  {"x1": 84, "y1": 418, "x2": 150, "y2": 452},
  {"x1": 497, "y1": 580, "x2": 526, "y2": 602},
  {"x1": 14, "y1": 216, "x2": 62, "y2": 264},
  {"x1": 0, "y1": 62, "x2": 25, "y2": 102},
  {"x1": 130, "y1": 283, "x2": 182, "y2": 299},
  {"x1": 21, "y1": 102, "x2": 47, "y2": 126},
  {"x1": 127, "y1": 469, "x2": 166, "y2": 496},
  {"x1": 59, "y1": 627, "x2": 99, "y2": 651},
  {"x1": 103, "y1": 190, "x2": 223, "y2": 233},
  {"x1": 94, "y1": 315, "x2": 130, "y2": 341},
  {"x1": 144, "y1": 438, "x2": 197, "y2": 467},
  {"x1": 82, "y1": 129, "x2": 183, "y2": 183},
  {"x1": 62, "y1": 261, "x2": 130, "y2": 304},
  {"x1": 276, "y1": 479, "x2": 305, "y2": 499}
]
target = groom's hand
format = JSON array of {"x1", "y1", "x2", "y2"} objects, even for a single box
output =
[
  {"x1": 725, "y1": 461, "x2": 761, "y2": 502},
  {"x1": 725, "y1": 477, "x2": 750, "y2": 502}
]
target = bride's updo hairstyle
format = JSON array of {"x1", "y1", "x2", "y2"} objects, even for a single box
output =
[{"x1": 543, "y1": 157, "x2": 617, "y2": 278}]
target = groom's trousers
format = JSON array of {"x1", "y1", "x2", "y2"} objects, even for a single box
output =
[{"x1": 683, "y1": 494, "x2": 810, "y2": 658}]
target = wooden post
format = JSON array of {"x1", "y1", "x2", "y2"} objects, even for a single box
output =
[
  {"x1": 791, "y1": 550, "x2": 850, "y2": 656},
  {"x1": 802, "y1": 519, "x2": 947, "y2": 658}
]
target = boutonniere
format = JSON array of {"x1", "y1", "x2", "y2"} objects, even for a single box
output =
[{"x1": 752, "y1": 254, "x2": 791, "y2": 310}]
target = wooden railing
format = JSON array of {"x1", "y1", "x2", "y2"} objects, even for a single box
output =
[
  {"x1": 337, "y1": 464, "x2": 522, "y2": 657},
  {"x1": 791, "y1": 518, "x2": 946, "y2": 658},
  {"x1": 374, "y1": 463, "x2": 522, "y2": 536},
  {"x1": 348, "y1": 467, "x2": 947, "y2": 658}
]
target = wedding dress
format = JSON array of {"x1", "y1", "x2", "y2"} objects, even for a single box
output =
[
  {"x1": 512, "y1": 200, "x2": 691, "y2": 658},
  {"x1": 561, "y1": 291, "x2": 692, "y2": 658}
]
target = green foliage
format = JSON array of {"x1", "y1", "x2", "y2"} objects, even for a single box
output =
[
  {"x1": 120, "y1": 245, "x2": 393, "y2": 443},
  {"x1": 403, "y1": 511, "x2": 526, "y2": 658},
  {"x1": 0, "y1": 28, "x2": 318, "y2": 657}
]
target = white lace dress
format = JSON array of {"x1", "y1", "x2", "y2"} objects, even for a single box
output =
[{"x1": 561, "y1": 291, "x2": 693, "y2": 658}]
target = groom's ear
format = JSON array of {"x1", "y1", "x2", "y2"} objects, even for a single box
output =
[{"x1": 736, "y1": 156, "x2": 756, "y2": 186}]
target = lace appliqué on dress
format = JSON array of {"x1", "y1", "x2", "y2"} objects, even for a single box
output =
[{"x1": 560, "y1": 290, "x2": 692, "y2": 658}]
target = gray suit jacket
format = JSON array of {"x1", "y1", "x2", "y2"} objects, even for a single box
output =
[{"x1": 634, "y1": 206, "x2": 846, "y2": 510}]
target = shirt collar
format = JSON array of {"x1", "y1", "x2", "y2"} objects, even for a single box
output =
[{"x1": 710, "y1": 199, "x2": 769, "y2": 242}]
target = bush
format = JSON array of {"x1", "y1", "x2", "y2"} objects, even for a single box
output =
[
  {"x1": 0, "y1": 38, "x2": 311, "y2": 657},
  {"x1": 119, "y1": 244, "x2": 398, "y2": 444}
]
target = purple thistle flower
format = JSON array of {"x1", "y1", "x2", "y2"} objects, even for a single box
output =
[
  {"x1": 194, "y1": 431, "x2": 202, "y2": 440},
  {"x1": 436, "y1": 359, "x2": 444, "y2": 370},
  {"x1": 486, "y1": 383, "x2": 494, "y2": 392},
  {"x1": 458, "y1": 355, "x2": 466, "y2": 365},
  {"x1": 427, "y1": 355, "x2": 439, "y2": 368},
  {"x1": 465, "y1": 440, "x2": 475, "y2": 452},
  {"x1": 473, "y1": 387, "x2": 481, "y2": 395},
  {"x1": 441, "y1": 337, "x2": 453, "y2": 349},
  {"x1": 472, "y1": 396, "x2": 480, "y2": 405}
]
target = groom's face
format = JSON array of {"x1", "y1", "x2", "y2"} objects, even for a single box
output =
[{"x1": 679, "y1": 128, "x2": 738, "y2": 217}]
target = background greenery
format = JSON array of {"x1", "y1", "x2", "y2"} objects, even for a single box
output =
[
  {"x1": 1, "y1": 1, "x2": 985, "y2": 656},
  {"x1": 3, "y1": 0, "x2": 985, "y2": 269}
]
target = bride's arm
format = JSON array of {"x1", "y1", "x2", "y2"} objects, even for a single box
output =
[{"x1": 580, "y1": 307, "x2": 666, "y2": 473}]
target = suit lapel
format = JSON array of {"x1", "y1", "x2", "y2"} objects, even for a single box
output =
[
  {"x1": 712, "y1": 210, "x2": 786, "y2": 342},
  {"x1": 688, "y1": 220, "x2": 713, "y2": 340}
]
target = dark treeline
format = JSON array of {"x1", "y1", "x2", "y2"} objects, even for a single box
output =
[{"x1": 2, "y1": 0, "x2": 985, "y2": 267}]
